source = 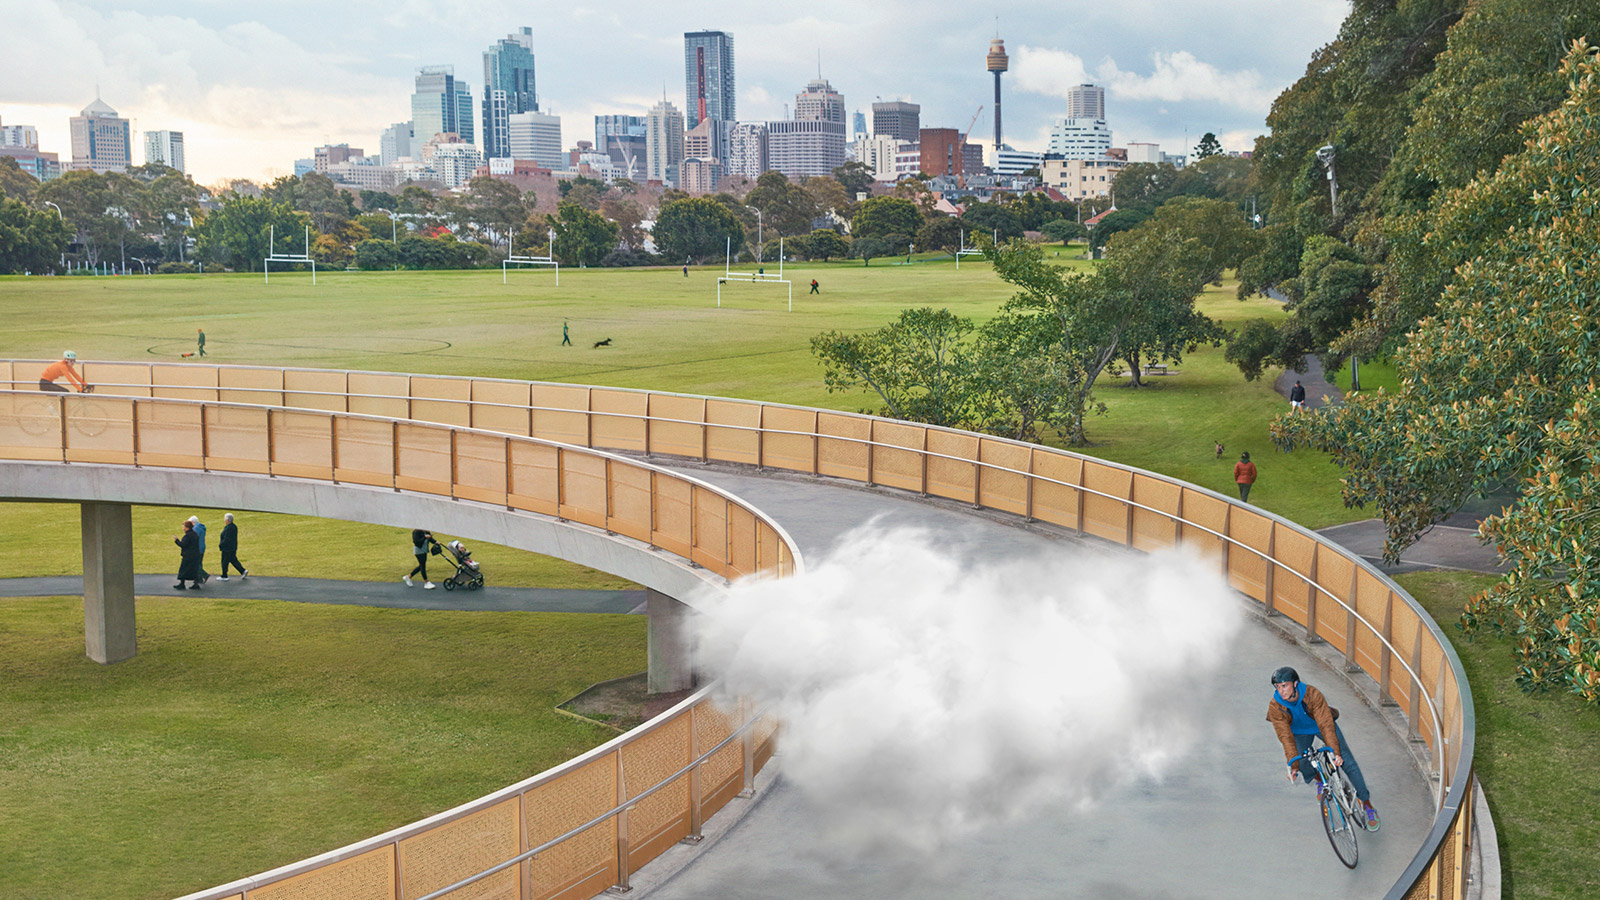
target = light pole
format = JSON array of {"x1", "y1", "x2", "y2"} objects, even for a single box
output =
[
  {"x1": 44, "y1": 201, "x2": 64, "y2": 269},
  {"x1": 381, "y1": 209, "x2": 399, "y2": 270},
  {"x1": 745, "y1": 205, "x2": 762, "y2": 263},
  {"x1": 1315, "y1": 144, "x2": 1359, "y2": 390},
  {"x1": 131, "y1": 256, "x2": 148, "y2": 275}
]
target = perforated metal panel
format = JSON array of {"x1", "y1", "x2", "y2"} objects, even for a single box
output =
[
  {"x1": 248, "y1": 845, "x2": 395, "y2": 900},
  {"x1": 399, "y1": 798, "x2": 520, "y2": 900}
]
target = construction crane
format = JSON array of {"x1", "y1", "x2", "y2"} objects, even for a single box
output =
[{"x1": 958, "y1": 106, "x2": 984, "y2": 186}]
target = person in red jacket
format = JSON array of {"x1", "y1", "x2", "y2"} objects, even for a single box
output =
[{"x1": 1234, "y1": 451, "x2": 1258, "y2": 502}]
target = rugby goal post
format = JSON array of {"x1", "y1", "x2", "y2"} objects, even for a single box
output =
[
  {"x1": 954, "y1": 229, "x2": 985, "y2": 269},
  {"x1": 264, "y1": 225, "x2": 317, "y2": 284},
  {"x1": 503, "y1": 227, "x2": 560, "y2": 285},
  {"x1": 716, "y1": 235, "x2": 792, "y2": 310}
]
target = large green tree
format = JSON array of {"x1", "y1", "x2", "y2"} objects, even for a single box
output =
[
  {"x1": 653, "y1": 197, "x2": 744, "y2": 264},
  {"x1": 0, "y1": 157, "x2": 39, "y2": 203},
  {"x1": 745, "y1": 171, "x2": 818, "y2": 236},
  {"x1": 850, "y1": 196, "x2": 922, "y2": 241},
  {"x1": 550, "y1": 201, "x2": 620, "y2": 267},
  {"x1": 191, "y1": 196, "x2": 310, "y2": 272},
  {"x1": 0, "y1": 196, "x2": 71, "y2": 273}
]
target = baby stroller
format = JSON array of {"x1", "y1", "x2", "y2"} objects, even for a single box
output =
[{"x1": 436, "y1": 539, "x2": 485, "y2": 591}]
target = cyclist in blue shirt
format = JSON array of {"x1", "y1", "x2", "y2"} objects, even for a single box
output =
[{"x1": 1267, "y1": 666, "x2": 1380, "y2": 830}]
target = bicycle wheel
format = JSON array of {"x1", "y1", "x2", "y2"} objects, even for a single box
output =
[{"x1": 1320, "y1": 775, "x2": 1360, "y2": 868}]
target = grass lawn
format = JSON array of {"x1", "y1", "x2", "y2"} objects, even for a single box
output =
[
  {"x1": 1396, "y1": 572, "x2": 1600, "y2": 900},
  {"x1": 0, "y1": 595, "x2": 644, "y2": 900}
]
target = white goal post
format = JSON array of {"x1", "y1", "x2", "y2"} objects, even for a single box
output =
[
  {"x1": 716, "y1": 235, "x2": 792, "y2": 310},
  {"x1": 503, "y1": 227, "x2": 560, "y2": 285},
  {"x1": 264, "y1": 225, "x2": 317, "y2": 284}
]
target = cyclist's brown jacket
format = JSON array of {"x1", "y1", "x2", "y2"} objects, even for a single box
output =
[{"x1": 1266, "y1": 684, "x2": 1341, "y2": 761}]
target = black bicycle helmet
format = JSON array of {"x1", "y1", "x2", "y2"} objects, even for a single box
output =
[{"x1": 1271, "y1": 666, "x2": 1300, "y2": 685}]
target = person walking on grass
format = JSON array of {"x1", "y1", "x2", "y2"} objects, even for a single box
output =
[
  {"x1": 197, "y1": 328, "x2": 207, "y2": 357},
  {"x1": 1289, "y1": 380, "x2": 1305, "y2": 413},
  {"x1": 1234, "y1": 451, "x2": 1258, "y2": 503},
  {"x1": 809, "y1": 279, "x2": 820, "y2": 294},
  {"x1": 188, "y1": 515, "x2": 210, "y2": 583},
  {"x1": 561, "y1": 319, "x2": 571, "y2": 346},
  {"x1": 217, "y1": 512, "x2": 247, "y2": 580},
  {"x1": 405, "y1": 528, "x2": 436, "y2": 589},
  {"x1": 173, "y1": 520, "x2": 202, "y2": 590}
]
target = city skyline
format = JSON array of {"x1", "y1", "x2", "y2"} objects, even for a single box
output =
[{"x1": 1, "y1": 1, "x2": 1346, "y2": 185}]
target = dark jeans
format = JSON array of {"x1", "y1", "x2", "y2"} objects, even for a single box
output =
[
  {"x1": 1293, "y1": 724, "x2": 1371, "y2": 802},
  {"x1": 39, "y1": 379, "x2": 68, "y2": 392},
  {"x1": 410, "y1": 553, "x2": 428, "y2": 579},
  {"x1": 220, "y1": 550, "x2": 245, "y2": 576},
  {"x1": 1238, "y1": 482, "x2": 1252, "y2": 502}
]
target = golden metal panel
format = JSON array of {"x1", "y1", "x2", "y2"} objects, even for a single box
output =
[
  {"x1": 704, "y1": 399, "x2": 760, "y2": 465},
  {"x1": 590, "y1": 388, "x2": 648, "y2": 452},
  {"x1": 872, "y1": 420, "x2": 926, "y2": 492},
  {"x1": 559, "y1": 452, "x2": 608, "y2": 528},
  {"x1": 1353, "y1": 569, "x2": 1389, "y2": 677},
  {"x1": 271, "y1": 410, "x2": 334, "y2": 479},
  {"x1": 1130, "y1": 474, "x2": 1181, "y2": 553},
  {"x1": 411, "y1": 374, "x2": 471, "y2": 427},
  {"x1": 135, "y1": 400, "x2": 204, "y2": 467},
  {"x1": 816, "y1": 412, "x2": 870, "y2": 481},
  {"x1": 455, "y1": 431, "x2": 508, "y2": 504},
  {"x1": 508, "y1": 441, "x2": 560, "y2": 516},
  {"x1": 524, "y1": 755, "x2": 617, "y2": 900},
  {"x1": 150, "y1": 363, "x2": 217, "y2": 402},
  {"x1": 727, "y1": 505, "x2": 757, "y2": 578},
  {"x1": 1270, "y1": 528, "x2": 1316, "y2": 625},
  {"x1": 1387, "y1": 604, "x2": 1422, "y2": 721},
  {"x1": 652, "y1": 477, "x2": 693, "y2": 557},
  {"x1": 646, "y1": 394, "x2": 704, "y2": 458},
  {"x1": 1081, "y1": 461, "x2": 1132, "y2": 543},
  {"x1": 204, "y1": 405, "x2": 270, "y2": 471},
  {"x1": 1314, "y1": 546, "x2": 1356, "y2": 655},
  {"x1": 532, "y1": 384, "x2": 591, "y2": 446},
  {"x1": 608, "y1": 462, "x2": 654, "y2": 543},
  {"x1": 695, "y1": 702, "x2": 742, "y2": 817},
  {"x1": 218, "y1": 366, "x2": 284, "y2": 407},
  {"x1": 471, "y1": 379, "x2": 532, "y2": 437},
  {"x1": 691, "y1": 488, "x2": 729, "y2": 571},
  {"x1": 760, "y1": 406, "x2": 817, "y2": 473},
  {"x1": 396, "y1": 422, "x2": 450, "y2": 494},
  {"x1": 284, "y1": 370, "x2": 347, "y2": 412},
  {"x1": 86, "y1": 361, "x2": 152, "y2": 398},
  {"x1": 332, "y1": 417, "x2": 394, "y2": 485},
  {"x1": 346, "y1": 372, "x2": 410, "y2": 420},
  {"x1": 399, "y1": 798, "x2": 520, "y2": 900},
  {"x1": 1225, "y1": 507, "x2": 1273, "y2": 602},
  {"x1": 925, "y1": 429, "x2": 979, "y2": 501},
  {"x1": 977, "y1": 439, "x2": 1030, "y2": 515},
  {"x1": 620, "y1": 715, "x2": 691, "y2": 870},
  {"x1": 63, "y1": 395, "x2": 133, "y2": 460},
  {"x1": 1029, "y1": 452, "x2": 1082, "y2": 530},
  {"x1": 1175, "y1": 489, "x2": 1227, "y2": 562},
  {"x1": 249, "y1": 844, "x2": 395, "y2": 900}
]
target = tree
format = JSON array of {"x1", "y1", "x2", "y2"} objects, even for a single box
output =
[
  {"x1": 1275, "y1": 44, "x2": 1600, "y2": 702},
  {"x1": 811, "y1": 308, "x2": 978, "y2": 427},
  {"x1": 1192, "y1": 132, "x2": 1224, "y2": 160},
  {"x1": 551, "y1": 201, "x2": 620, "y2": 267},
  {"x1": 802, "y1": 175, "x2": 852, "y2": 221},
  {"x1": 852, "y1": 236, "x2": 891, "y2": 266},
  {"x1": 0, "y1": 196, "x2": 71, "y2": 273},
  {"x1": 452, "y1": 176, "x2": 532, "y2": 249},
  {"x1": 191, "y1": 196, "x2": 310, "y2": 272},
  {"x1": 600, "y1": 194, "x2": 646, "y2": 249},
  {"x1": 744, "y1": 171, "x2": 818, "y2": 236},
  {"x1": 359, "y1": 190, "x2": 397, "y2": 211},
  {"x1": 1040, "y1": 219, "x2": 1084, "y2": 243},
  {"x1": 654, "y1": 197, "x2": 743, "y2": 263},
  {"x1": 960, "y1": 202, "x2": 1025, "y2": 242},
  {"x1": 353, "y1": 239, "x2": 398, "y2": 270},
  {"x1": 832, "y1": 161, "x2": 875, "y2": 197},
  {"x1": 37, "y1": 170, "x2": 132, "y2": 267},
  {"x1": 850, "y1": 196, "x2": 922, "y2": 241},
  {"x1": 805, "y1": 228, "x2": 849, "y2": 261},
  {"x1": 916, "y1": 216, "x2": 963, "y2": 253},
  {"x1": 0, "y1": 157, "x2": 39, "y2": 203}
]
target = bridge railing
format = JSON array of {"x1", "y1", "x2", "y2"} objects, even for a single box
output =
[{"x1": 2, "y1": 360, "x2": 1476, "y2": 900}]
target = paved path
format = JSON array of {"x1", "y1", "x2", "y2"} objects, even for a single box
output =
[
  {"x1": 638, "y1": 465, "x2": 1435, "y2": 900},
  {"x1": 0, "y1": 575, "x2": 647, "y2": 614}
]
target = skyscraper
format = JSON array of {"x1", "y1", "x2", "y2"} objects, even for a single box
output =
[
  {"x1": 143, "y1": 130, "x2": 185, "y2": 173},
  {"x1": 646, "y1": 100, "x2": 685, "y2": 186},
  {"x1": 380, "y1": 122, "x2": 414, "y2": 165},
  {"x1": 68, "y1": 97, "x2": 130, "y2": 173},
  {"x1": 1066, "y1": 84, "x2": 1105, "y2": 120},
  {"x1": 794, "y1": 78, "x2": 845, "y2": 124},
  {"x1": 508, "y1": 112, "x2": 563, "y2": 171},
  {"x1": 851, "y1": 110, "x2": 867, "y2": 140},
  {"x1": 987, "y1": 38, "x2": 1009, "y2": 151},
  {"x1": 683, "y1": 31, "x2": 735, "y2": 129},
  {"x1": 595, "y1": 114, "x2": 647, "y2": 180},
  {"x1": 871, "y1": 101, "x2": 920, "y2": 143},
  {"x1": 412, "y1": 66, "x2": 474, "y2": 147},
  {"x1": 483, "y1": 27, "x2": 537, "y2": 159}
]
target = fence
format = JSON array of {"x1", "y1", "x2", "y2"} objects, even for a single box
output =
[{"x1": 1, "y1": 360, "x2": 1476, "y2": 900}]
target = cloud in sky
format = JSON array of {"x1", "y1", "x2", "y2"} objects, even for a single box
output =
[{"x1": 0, "y1": 1, "x2": 1347, "y2": 184}]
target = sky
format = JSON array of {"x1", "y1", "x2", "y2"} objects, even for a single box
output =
[{"x1": 0, "y1": 1, "x2": 1349, "y2": 187}]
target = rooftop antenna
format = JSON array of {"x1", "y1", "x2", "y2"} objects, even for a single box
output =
[{"x1": 817, "y1": 49, "x2": 821, "y2": 79}]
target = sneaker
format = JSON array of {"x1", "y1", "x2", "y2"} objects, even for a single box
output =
[
  {"x1": 1364, "y1": 802, "x2": 1381, "y2": 832},
  {"x1": 240, "y1": 570, "x2": 248, "y2": 580},
  {"x1": 423, "y1": 582, "x2": 436, "y2": 589},
  {"x1": 218, "y1": 576, "x2": 230, "y2": 581},
  {"x1": 404, "y1": 576, "x2": 413, "y2": 587},
  {"x1": 173, "y1": 583, "x2": 186, "y2": 590}
]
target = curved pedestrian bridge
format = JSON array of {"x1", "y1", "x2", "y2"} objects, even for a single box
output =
[{"x1": 0, "y1": 360, "x2": 1481, "y2": 900}]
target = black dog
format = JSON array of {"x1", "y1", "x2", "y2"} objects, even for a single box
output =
[{"x1": 593, "y1": 338, "x2": 612, "y2": 348}]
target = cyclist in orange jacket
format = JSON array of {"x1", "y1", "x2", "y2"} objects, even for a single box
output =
[{"x1": 39, "y1": 351, "x2": 89, "y2": 393}]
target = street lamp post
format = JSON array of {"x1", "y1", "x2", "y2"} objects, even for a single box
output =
[
  {"x1": 43, "y1": 201, "x2": 64, "y2": 269},
  {"x1": 382, "y1": 209, "x2": 399, "y2": 270},
  {"x1": 745, "y1": 205, "x2": 762, "y2": 263},
  {"x1": 131, "y1": 257, "x2": 148, "y2": 275},
  {"x1": 1315, "y1": 144, "x2": 1359, "y2": 390}
]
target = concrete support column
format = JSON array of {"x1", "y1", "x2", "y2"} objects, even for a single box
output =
[
  {"x1": 646, "y1": 589, "x2": 695, "y2": 694},
  {"x1": 81, "y1": 501, "x2": 137, "y2": 664}
]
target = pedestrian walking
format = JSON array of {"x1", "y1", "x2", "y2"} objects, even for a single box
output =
[
  {"x1": 562, "y1": 320, "x2": 571, "y2": 346},
  {"x1": 405, "y1": 528, "x2": 436, "y2": 589},
  {"x1": 1234, "y1": 452, "x2": 1258, "y2": 503},
  {"x1": 173, "y1": 520, "x2": 202, "y2": 589},
  {"x1": 197, "y1": 328, "x2": 207, "y2": 357},
  {"x1": 682, "y1": 265, "x2": 689, "y2": 277},
  {"x1": 809, "y1": 279, "x2": 819, "y2": 294},
  {"x1": 1289, "y1": 380, "x2": 1306, "y2": 413},
  {"x1": 188, "y1": 515, "x2": 210, "y2": 583},
  {"x1": 217, "y1": 512, "x2": 247, "y2": 580}
]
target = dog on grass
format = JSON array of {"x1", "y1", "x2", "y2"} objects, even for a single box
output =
[
  {"x1": 593, "y1": 338, "x2": 612, "y2": 348},
  {"x1": 1214, "y1": 440, "x2": 1225, "y2": 460}
]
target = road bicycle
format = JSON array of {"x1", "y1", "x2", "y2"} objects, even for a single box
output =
[
  {"x1": 1288, "y1": 741, "x2": 1369, "y2": 868},
  {"x1": 14, "y1": 384, "x2": 110, "y2": 439}
]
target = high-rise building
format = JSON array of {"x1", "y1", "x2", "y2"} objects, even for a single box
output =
[
  {"x1": 765, "y1": 120, "x2": 846, "y2": 179},
  {"x1": 313, "y1": 144, "x2": 364, "y2": 174},
  {"x1": 795, "y1": 78, "x2": 845, "y2": 124},
  {"x1": 1048, "y1": 117, "x2": 1113, "y2": 159},
  {"x1": 0, "y1": 118, "x2": 59, "y2": 180},
  {"x1": 727, "y1": 123, "x2": 767, "y2": 178},
  {"x1": 143, "y1": 130, "x2": 185, "y2": 173},
  {"x1": 1066, "y1": 84, "x2": 1106, "y2": 120},
  {"x1": 684, "y1": 31, "x2": 735, "y2": 129},
  {"x1": 919, "y1": 128, "x2": 964, "y2": 178},
  {"x1": 1041, "y1": 156, "x2": 1124, "y2": 199},
  {"x1": 987, "y1": 38, "x2": 1009, "y2": 152},
  {"x1": 646, "y1": 100, "x2": 685, "y2": 186},
  {"x1": 679, "y1": 157, "x2": 722, "y2": 194},
  {"x1": 507, "y1": 111, "x2": 563, "y2": 171},
  {"x1": 412, "y1": 66, "x2": 474, "y2": 147},
  {"x1": 852, "y1": 134, "x2": 904, "y2": 181},
  {"x1": 851, "y1": 110, "x2": 867, "y2": 140},
  {"x1": 1, "y1": 120, "x2": 40, "y2": 148},
  {"x1": 431, "y1": 143, "x2": 485, "y2": 188},
  {"x1": 595, "y1": 114, "x2": 646, "y2": 179},
  {"x1": 993, "y1": 146, "x2": 1043, "y2": 177},
  {"x1": 68, "y1": 97, "x2": 130, "y2": 173},
  {"x1": 483, "y1": 27, "x2": 538, "y2": 159},
  {"x1": 871, "y1": 101, "x2": 920, "y2": 143},
  {"x1": 380, "y1": 122, "x2": 414, "y2": 165}
]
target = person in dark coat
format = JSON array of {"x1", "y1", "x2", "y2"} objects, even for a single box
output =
[
  {"x1": 174, "y1": 520, "x2": 202, "y2": 589},
  {"x1": 217, "y1": 512, "x2": 247, "y2": 580},
  {"x1": 1289, "y1": 380, "x2": 1306, "y2": 413}
]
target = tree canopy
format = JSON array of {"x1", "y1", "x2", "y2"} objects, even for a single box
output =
[{"x1": 654, "y1": 197, "x2": 744, "y2": 263}]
